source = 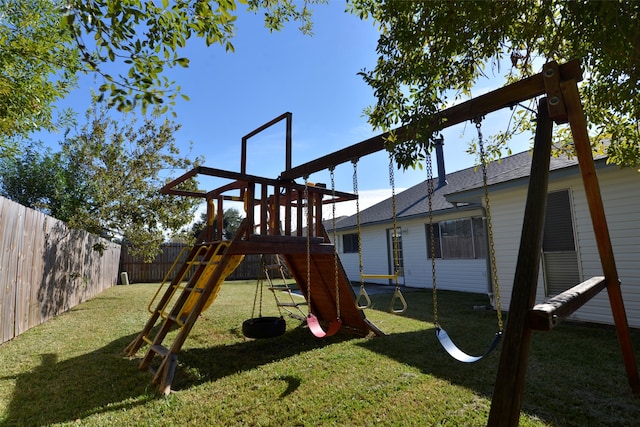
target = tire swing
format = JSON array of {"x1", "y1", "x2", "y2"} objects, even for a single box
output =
[
  {"x1": 242, "y1": 257, "x2": 286, "y2": 339},
  {"x1": 428, "y1": 120, "x2": 503, "y2": 363}
]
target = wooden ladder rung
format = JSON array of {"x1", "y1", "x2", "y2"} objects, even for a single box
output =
[
  {"x1": 278, "y1": 302, "x2": 307, "y2": 307},
  {"x1": 150, "y1": 344, "x2": 170, "y2": 357},
  {"x1": 187, "y1": 261, "x2": 219, "y2": 266},
  {"x1": 269, "y1": 286, "x2": 293, "y2": 291},
  {"x1": 528, "y1": 276, "x2": 607, "y2": 331},
  {"x1": 167, "y1": 313, "x2": 188, "y2": 324}
]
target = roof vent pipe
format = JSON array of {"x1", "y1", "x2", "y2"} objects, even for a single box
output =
[{"x1": 434, "y1": 136, "x2": 446, "y2": 188}]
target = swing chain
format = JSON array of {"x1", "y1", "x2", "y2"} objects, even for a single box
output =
[
  {"x1": 251, "y1": 269, "x2": 263, "y2": 319},
  {"x1": 426, "y1": 150, "x2": 439, "y2": 327},
  {"x1": 388, "y1": 155, "x2": 400, "y2": 278},
  {"x1": 388, "y1": 155, "x2": 407, "y2": 314},
  {"x1": 303, "y1": 176, "x2": 312, "y2": 310},
  {"x1": 352, "y1": 159, "x2": 372, "y2": 310},
  {"x1": 352, "y1": 160, "x2": 364, "y2": 288},
  {"x1": 329, "y1": 166, "x2": 340, "y2": 318},
  {"x1": 476, "y1": 118, "x2": 504, "y2": 331}
]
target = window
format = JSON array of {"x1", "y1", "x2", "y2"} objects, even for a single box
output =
[
  {"x1": 472, "y1": 217, "x2": 487, "y2": 259},
  {"x1": 388, "y1": 229, "x2": 404, "y2": 277},
  {"x1": 342, "y1": 233, "x2": 358, "y2": 253},
  {"x1": 426, "y1": 217, "x2": 486, "y2": 259},
  {"x1": 542, "y1": 190, "x2": 580, "y2": 295},
  {"x1": 543, "y1": 191, "x2": 576, "y2": 252}
]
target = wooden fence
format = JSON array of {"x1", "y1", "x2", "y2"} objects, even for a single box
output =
[
  {"x1": 119, "y1": 244, "x2": 263, "y2": 283},
  {"x1": 0, "y1": 196, "x2": 121, "y2": 345}
]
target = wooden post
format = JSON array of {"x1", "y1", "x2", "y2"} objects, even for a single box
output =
[
  {"x1": 314, "y1": 192, "x2": 323, "y2": 239},
  {"x1": 216, "y1": 196, "x2": 224, "y2": 241},
  {"x1": 561, "y1": 81, "x2": 640, "y2": 393},
  {"x1": 272, "y1": 184, "x2": 280, "y2": 235},
  {"x1": 245, "y1": 183, "x2": 254, "y2": 239},
  {"x1": 260, "y1": 183, "x2": 268, "y2": 235},
  {"x1": 284, "y1": 187, "x2": 292, "y2": 236},
  {"x1": 487, "y1": 99, "x2": 553, "y2": 426},
  {"x1": 204, "y1": 198, "x2": 215, "y2": 242},
  {"x1": 296, "y1": 189, "x2": 303, "y2": 236}
]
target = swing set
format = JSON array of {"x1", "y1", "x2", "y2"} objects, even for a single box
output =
[{"x1": 125, "y1": 60, "x2": 639, "y2": 422}]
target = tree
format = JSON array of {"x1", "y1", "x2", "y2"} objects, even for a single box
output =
[
  {"x1": 0, "y1": 0, "x2": 80, "y2": 143},
  {"x1": 349, "y1": 1, "x2": 640, "y2": 168},
  {"x1": 0, "y1": 142, "x2": 96, "y2": 223},
  {"x1": 0, "y1": 107, "x2": 203, "y2": 261},
  {"x1": 1, "y1": 0, "x2": 325, "y2": 143},
  {"x1": 0, "y1": 143, "x2": 63, "y2": 212},
  {"x1": 59, "y1": 108, "x2": 203, "y2": 261}
]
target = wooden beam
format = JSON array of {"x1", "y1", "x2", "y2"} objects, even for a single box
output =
[
  {"x1": 528, "y1": 276, "x2": 606, "y2": 331},
  {"x1": 280, "y1": 60, "x2": 582, "y2": 180},
  {"x1": 488, "y1": 99, "x2": 554, "y2": 427},
  {"x1": 561, "y1": 81, "x2": 640, "y2": 393},
  {"x1": 160, "y1": 167, "x2": 199, "y2": 194},
  {"x1": 205, "y1": 180, "x2": 247, "y2": 199}
]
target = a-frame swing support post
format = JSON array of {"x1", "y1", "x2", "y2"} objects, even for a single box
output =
[
  {"x1": 562, "y1": 82, "x2": 640, "y2": 393},
  {"x1": 486, "y1": 98, "x2": 554, "y2": 426}
]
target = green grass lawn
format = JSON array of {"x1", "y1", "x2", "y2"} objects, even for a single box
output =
[{"x1": 1, "y1": 281, "x2": 639, "y2": 426}]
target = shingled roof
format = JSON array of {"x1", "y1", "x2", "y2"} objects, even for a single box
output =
[{"x1": 335, "y1": 148, "x2": 600, "y2": 231}]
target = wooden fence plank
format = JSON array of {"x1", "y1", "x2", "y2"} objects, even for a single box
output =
[
  {"x1": 0, "y1": 198, "x2": 23, "y2": 342},
  {"x1": 15, "y1": 206, "x2": 35, "y2": 335},
  {"x1": 0, "y1": 197, "x2": 19, "y2": 342}
]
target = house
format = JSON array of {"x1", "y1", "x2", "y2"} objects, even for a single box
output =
[{"x1": 333, "y1": 141, "x2": 640, "y2": 328}]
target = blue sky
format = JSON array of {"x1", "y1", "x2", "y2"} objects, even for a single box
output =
[{"x1": 41, "y1": 2, "x2": 535, "y2": 217}]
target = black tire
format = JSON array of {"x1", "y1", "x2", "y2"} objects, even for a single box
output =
[{"x1": 242, "y1": 316, "x2": 286, "y2": 339}]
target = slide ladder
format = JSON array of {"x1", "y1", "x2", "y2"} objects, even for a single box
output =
[
  {"x1": 263, "y1": 254, "x2": 307, "y2": 321},
  {"x1": 124, "y1": 228, "x2": 247, "y2": 394}
]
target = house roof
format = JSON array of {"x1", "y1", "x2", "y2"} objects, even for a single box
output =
[{"x1": 335, "y1": 148, "x2": 606, "y2": 231}]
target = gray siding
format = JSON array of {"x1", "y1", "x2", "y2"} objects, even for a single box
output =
[{"x1": 491, "y1": 165, "x2": 640, "y2": 328}]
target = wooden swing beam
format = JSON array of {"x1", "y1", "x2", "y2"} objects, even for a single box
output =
[{"x1": 279, "y1": 60, "x2": 581, "y2": 180}]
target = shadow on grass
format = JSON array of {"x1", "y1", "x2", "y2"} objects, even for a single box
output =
[
  {"x1": 2, "y1": 323, "x2": 355, "y2": 426},
  {"x1": 171, "y1": 324, "x2": 354, "y2": 391},
  {"x1": 357, "y1": 320, "x2": 502, "y2": 395},
  {"x1": 0, "y1": 333, "x2": 157, "y2": 426}
]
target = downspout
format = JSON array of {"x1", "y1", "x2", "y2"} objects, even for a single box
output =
[{"x1": 434, "y1": 136, "x2": 447, "y2": 188}]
